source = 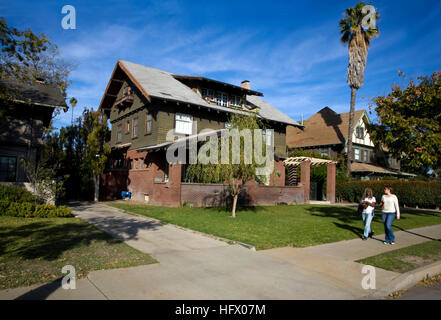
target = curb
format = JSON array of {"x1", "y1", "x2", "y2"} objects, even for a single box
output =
[
  {"x1": 98, "y1": 203, "x2": 257, "y2": 251},
  {"x1": 365, "y1": 260, "x2": 441, "y2": 299}
]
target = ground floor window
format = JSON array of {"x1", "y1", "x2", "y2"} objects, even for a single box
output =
[{"x1": 0, "y1": 156, "x2": 17, "y2": 182}]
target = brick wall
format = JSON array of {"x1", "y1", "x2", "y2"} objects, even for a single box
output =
[{"x1": 181, "y1": 181, "x2": 305, "y2": 207}]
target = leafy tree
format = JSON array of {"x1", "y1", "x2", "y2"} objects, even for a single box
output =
[
  {"x1": 367, "y1": 70, "x2": 441, "y2": 176},
  {"x1": 83, "y1": 110, "x2": 111, "y2": 202},
  {"x1": 185, "y1": 113, "x2": 269, "y2": 217},
  {"x1": 0, "y1": 17, "x2": 75, "y2": 96},
  {"x1": 339, "y1": 2, "x2": 379, "y2": 176},
  {"x1": 21, "y1": 159, "x2": 66, "y2": 204}
]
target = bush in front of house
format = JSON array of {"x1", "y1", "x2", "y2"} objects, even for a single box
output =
[
  {"x1": 0, "y1": 185, "x2": 38, "y2": 203},
  {"x1": 0, "y1": 201, "x2": 73, "y2": 218},
  {"x1": 336, "y1": 180, "x2": 441, "y2": 209}
]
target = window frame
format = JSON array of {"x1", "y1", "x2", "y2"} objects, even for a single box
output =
[
  {"x1": 117, "y1": 124, "x2": 122, "y2": 142},
  {"x1": 216, "y1": 92, "x2": 228, "y2": 107},
  {"x1": 132, "y1": 117, "x2": 138, "y2": 138},
  {"x1": 175, "y1": 113, "x2": 193, "y2": 135},
  {"x1": 145, "y1": 112, "x2": 152, "y2": 135},
  {"x1": 0, "y1": 156, "x2": 17, "y2": 182},
  {"x1": 356, "y1": 126, "x2": 364, "y2": 139},
  {"x1": 126, "y1": 120, "x2": 130, "y2": 134},
  {"x1": 354, "y1": 148, "x2": 360, "y2": 161}
]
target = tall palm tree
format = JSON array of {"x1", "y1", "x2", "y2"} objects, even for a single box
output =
[
  {"x1": 69, "y1": 97, "x2": 77, "y2": 126},
  {"x1": 340, "y1": 2, "x2": 379, "y2": 176}
]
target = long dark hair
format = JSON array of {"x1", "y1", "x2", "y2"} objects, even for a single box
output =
[{"x1": 363, "y1": 188, "x2": 373, "y2": 199}]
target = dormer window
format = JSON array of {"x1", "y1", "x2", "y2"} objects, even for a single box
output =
[
  {"x1": 230, "y1": 95, "x2": 241, "y2": 107},
  {"x1": 217, "y1": 92, "x2": 228, "y2": 107},
  {"x1": 201, "y1": 88, "x2": 215, "y2": 102}
]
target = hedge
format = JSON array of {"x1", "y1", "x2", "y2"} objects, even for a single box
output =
[
  {"x1": 0, "y1": 200, "x2": 73, "y2": 218},
  {"x1": 0, "y1": 185, "x2": 37, "y2": 203},
  {"x1": 336, "y1": 180, "x2": 441, "y2": 209}
]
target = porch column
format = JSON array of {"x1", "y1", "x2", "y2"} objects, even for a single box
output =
[
  {"x1": 169, "y1": 163, "x2": 182, "y2": 206},
  {"x1": 300, "y1": 161, "x2": 311, "y2": 204},
  {"x1": 326, "y1": 162, "x2": 336, "y2": 204}
]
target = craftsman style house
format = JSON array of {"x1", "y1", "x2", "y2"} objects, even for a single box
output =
[
  {"x1": 99, "y1": 60, "x2": 304, "y2": 205},
  {"x1": 286, "y1": 107, "x2": 414, "y2": 180},
  {"x1": 0, "y1": 77, "x2": 67, "y2": 183}
]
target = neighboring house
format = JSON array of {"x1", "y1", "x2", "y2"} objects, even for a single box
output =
[
  {"x1": 286, "y1": 106, "x2": 415, "y2": 180},
  {"x1": 0, "y1": 77, "x2": 67, "y2": 183},
  {"x1": 99, "y1": 60, "x2": 304, "y2": 205}
]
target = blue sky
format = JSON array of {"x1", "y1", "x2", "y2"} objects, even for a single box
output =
[{"x1": 2, "y1": 0, "x2": 441, "y2": 129}]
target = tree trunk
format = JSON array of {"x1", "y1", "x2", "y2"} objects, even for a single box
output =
[
  {"x1": 231, "y1": 194, "x2": 238, "y2": 218},
  {"x1": 346, "y1": 87, "x2": 357, "y2": 177},
  {"x1": 93, "y1": 175, "x2": 99, "y2": 202}
]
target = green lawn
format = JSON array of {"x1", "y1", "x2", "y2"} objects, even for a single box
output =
[
  {"x1": 109, "y1": 203, "x2": 441, "y2": 250},
  {"x1": 0, "y1": 216, "x2": 157, "y2": 290},
  {"x1": 357, "y1": 240, "x2": 441, "y2": 273}
]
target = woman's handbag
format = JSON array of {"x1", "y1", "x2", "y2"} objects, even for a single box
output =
[{"x1": 357, "y1": 202, "x2": 364, "y2": 216}]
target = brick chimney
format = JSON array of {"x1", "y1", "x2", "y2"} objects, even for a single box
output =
[{"x1": 240, "y1": 80, "x2": 250, "y2": 90}]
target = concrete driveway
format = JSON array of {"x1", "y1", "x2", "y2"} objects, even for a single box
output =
[{"x1": 4, "y1": 202, "x2": 436, "y2": 300}]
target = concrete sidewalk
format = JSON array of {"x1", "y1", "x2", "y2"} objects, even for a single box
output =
[{"x1": 1, "y1": 203, "x2": 440, "y2": 300}]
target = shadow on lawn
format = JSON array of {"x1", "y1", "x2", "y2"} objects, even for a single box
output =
[
  {"x1": 0, "y1": 210, "x2": 163, "y2": 262},
  {"x1": 0, "y1": 220, "x2": 122, "y2": 261}
]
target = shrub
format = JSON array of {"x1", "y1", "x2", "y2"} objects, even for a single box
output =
[
  {"x1": 0, "y1": 185, "x2": 37, "y2": 203},
  {"x1": 0, "y1": 201, "x2": 72, "y2": 218},
  {"x1": 336, "y1": 180, "x2": 441, "y2": 209},
  {"x1": 32, "y1": 204, "x2": 73, "y2": 218}
]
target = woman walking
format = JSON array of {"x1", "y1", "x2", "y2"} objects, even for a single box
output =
[
  {"x1": 361, "y1": 188, "x2": 376, "y2": 240},
  {"x1": 380, "y1": 186, "x2": 401, "y2": 245}
]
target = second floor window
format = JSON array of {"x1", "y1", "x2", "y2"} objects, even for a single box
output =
[
  {"x1": 202, "y1": 88, "x2": 214, "y2": 101},
  {"x1": 132, "y1": 118, "x2": 138, "y2": 138},
  {"x1": 216, "y1": 93, "x2": 228, "y2": 107},
  {"x1": 362, "y1": 150, "x2": 369, "y2": 162},
  {"x1": 230, "y1": 95, "x2": 241, "y2": 107},
  {"x1": 126, "y1": 120, "x2": 130, "y2": 134},
  {"x1": 175, "y1": 113, "x2": 193, "y2": 135},
  {"x1": 319, "y1": 147, "x2": 329, "y2": 156},
  {"x1": 145, "y1": 113, "x2": 152, "y2": 135},
  {"x1": 117, "y1": 124, "x2": 122, "y2": 142},
  {"x1": 354, "y1": 148, "x2": 360, "y2": 161}
]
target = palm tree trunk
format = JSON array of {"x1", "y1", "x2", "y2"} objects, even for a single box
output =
[
  {"x1": 231, "y1": 194, "x2": 238, "y2": 218},
  {"x1": 93, "y1": 175, "x2": 99, "y2": 202},
  {"x1": 346, "y1": 87, "x2": 357, "y2": 177}
]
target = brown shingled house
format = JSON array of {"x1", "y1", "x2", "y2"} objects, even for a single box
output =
[
  {"x1": 0, "y1": 78, "x2": 67, "y2": 183},
  {"x1": 99, "y1": 60, "x2": 306, "y2": 206},
  {"x1": 287, "y1": 107, "x2": 415, "y2": 180}
]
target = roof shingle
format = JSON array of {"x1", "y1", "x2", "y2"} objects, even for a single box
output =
[{"x1": 287, "y1": 106, "x2": 365, "y2": 148}]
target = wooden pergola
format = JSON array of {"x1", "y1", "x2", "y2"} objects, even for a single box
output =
[
  {"x1": 284, "y1": 157, "x2": 337, "y2": 167},
  {"x1": 283, "y1": 156, "x2": 337, "y2": 203}
]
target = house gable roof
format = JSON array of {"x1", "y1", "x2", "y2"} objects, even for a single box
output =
[
  {"x1": 287, "y1": 106, "x2": 366, "y2": 148},
  {"x1": 0, "y1": 77, "x2": 67, "y2": 109},
  {"x1": 99, "y1": 60, "x2": 301, "y2": 127}
]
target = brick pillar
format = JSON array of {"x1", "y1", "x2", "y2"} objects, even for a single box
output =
[
  {"x1": 273, "y1": 160, "x2": 285, "y2": 186},
  {"x1": 300, "y1": 161, "x2": 311, "y2": 204},
  {"x1": 327, "y1": 163, "x2": 336, "y2": 204},
  {"x1": 169, "y1": 163, "x2": 182, "y2": 206}
]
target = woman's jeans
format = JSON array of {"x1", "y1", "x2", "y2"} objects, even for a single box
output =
[
  {"x1": 362, "y1": 212, "x2": 374, "y2": 237},
  {"x1": 382, "y1": 212, "x2": 396, "y2": 243}
]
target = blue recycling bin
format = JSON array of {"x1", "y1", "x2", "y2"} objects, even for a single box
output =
[{"x1": 121, "y1": 191, "x2": 132, "y2": 200}]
